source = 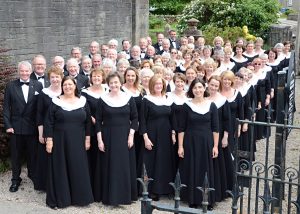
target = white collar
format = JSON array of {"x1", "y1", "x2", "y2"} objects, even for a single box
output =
[
  {"x1": 185, "y1": 100, "x2": 212, "y2": 114},
  {"x1": 144, "y1": 94, "x2": 173, "y2": 106},
  {"x1": 81, "y1": 88, "x2": 106, "y2": 99},
  {"x1": 42, "y1": 87, "x2": 61, "y2": 98},
  {"x1": 227, "y1": 90, "x2": 239, "y2": 102},
  {"x1": 209, "y1": 94, "x2": 227, "y2": 108},
  {"x1": 243, "y1": 52, "x2": 257, "y2": 58},
  {"x1": 167, "y1": 91, "x2": 188, "y2": 105},
  {"x1": 263, "y1": 65, "x2": 272, "y2": 72},
  {"x1": 267, "y1": 61, "x2": 280, "y2": 66},
  {"x1": 101, "y1": 91, "x2": 131, "y2": 107},
  {"x1": 239, "y1": 84, "x2": 251, "y2": 97},
  {"x1": 257, "y1": 70, "x2": 267, "y2": 80},
  {"x1": 121, "y1": 86, "x2": 140, "y2": 97},
  {"x1": 232, "y1": 56, "x2": 248, "y2": 63},
  {"x1": 52, "y1": 96, "x2": 86, "y2": 111}
]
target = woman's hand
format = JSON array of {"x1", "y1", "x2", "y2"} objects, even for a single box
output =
[
  {"x1": 265, "y1": 97, "x2": 270, "y2": 107},
  {"x1": 39, "y1": 136, "x2": 45, "y2": 144},
  {"x1": 144, "y1": 138, "x2": 153, "y2": 150},
  {"x1": 212, "y1": 146, "x2": 218, "y2": 158},
  {"x1": 46, "y1": 140, "x2": 53, "y2": 153},
  {"x1": 221, "y1": 135, "x2": 228, "y2": 148},
  {"x1": 257, "y1": 102, "x2": 262, "y2": 110},
  {"x1": 178, "y1": 146, "x2": 184, "y2": 158},
  {"x1": 85, "y1": 138, "x2": 91, "y2": 150},
  {"x1": 171, "y1": 132, "x2": 176, "y2": 145},
  {"x1": 91, "y1": 116, "x2": 96, "y2": 125},
  {"x1": 128, "y1": 134, "x2": 134, "y2": 149},
  {"x1": 242, "y1": 123, "x2": 248, "y2": 132},
  {"x1": 98, "y1": 140, "x2": 105, "y2": 152}
]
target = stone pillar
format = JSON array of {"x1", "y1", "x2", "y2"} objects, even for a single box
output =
[
  {"x1": 132, "y1": 0, "x2": 149, "y2": 45},
  {"x1": 269, "y1": 24, "x2": 293, "y2": 47}
]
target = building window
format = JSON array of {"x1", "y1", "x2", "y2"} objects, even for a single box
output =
[{"x1": 288, "y1": 0, "x2": 292, "y2": 6}]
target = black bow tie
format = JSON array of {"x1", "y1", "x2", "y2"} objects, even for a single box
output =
[
  {"x1": 20, "y1": 81, "x2": 30, "y2": 86},
  {"x1": 38, "y1": 76, "x2": 44, "y2": 80},
  {"x1": 141, "y1": 51, "x2": 146, "y2": 54}
]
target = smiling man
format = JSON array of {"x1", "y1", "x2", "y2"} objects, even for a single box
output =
[{"x1": 3, "y1": 61, "x2": 43, "y2": 192}]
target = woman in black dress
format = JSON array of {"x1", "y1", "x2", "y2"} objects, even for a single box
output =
[
  {"x1": 207, "y1": 75, "x2": 233, "y2": 200},
  {"x1": 168, "y1": 73, "x2": 188, "y2": 170},
  {"x1": 232, "y1": 45, "x2": 248, "y2": 72},
  {"x1": 81, "y1": 68, "x2": 107, "y2": 196},
  {"x1": 121, "y1": 66, "x2": 144, "y2": 174},
  {"x1": 36, "y1": 66, "x2": 63, "y2": 191},
  {"x1": 44, "y1": 76, "x2": 93, "y2": 208},
  {"x1": 220, "y1": 71, "x2": 244, "y2": 154},
  {"x1": 95, "y1": 72, "x2": 138, "y2": 205},
  {"x1": 140, "y1": 75, "x2": 176, "y2": 200},
  {"x1": 178, "y1": 78, "x2": 219, "y2": 209}
]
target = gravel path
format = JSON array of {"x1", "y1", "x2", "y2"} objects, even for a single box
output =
[{"x1": 1, "y1": 78, "x2": 299, "y2": 214}]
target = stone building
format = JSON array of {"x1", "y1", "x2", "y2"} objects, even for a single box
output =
[
  {"x1": 279, "y1": 0, "x2": 300, "y2": 12},
  {"x1": 0, "y1": 0, "x2": 149, "y2": 64}
]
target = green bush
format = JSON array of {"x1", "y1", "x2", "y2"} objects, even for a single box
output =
[
  {"x1": 202, "y1": 26, "x2": 244, "y2": 45},
  {"x1": 177, "y1": 0, "x2": 281, "y2": 38},
  {"x1": 150, "y1": 0, "x2": 192, "y2": 15}
]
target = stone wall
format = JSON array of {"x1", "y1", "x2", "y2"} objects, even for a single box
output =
[{"x1": 0, "y1": 0, "x2": 149, "y2": 65}]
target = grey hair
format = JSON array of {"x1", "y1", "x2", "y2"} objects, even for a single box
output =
[{"x1": 18, "y1": 61, "x2": 32, "y2": 73}]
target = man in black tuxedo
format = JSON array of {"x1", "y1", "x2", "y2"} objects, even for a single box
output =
[
  {"x1": 158, "y1": 39, "x2": 171, "y2": 55},
  {"x1": 153, "y1": 33, "x2": 164, "y2": 54},
  {"x1": 30, "y1": 55, "x2": 50, "y2": 88},
  {"x1": 79, "y1": 56, "x2": 92, "y2": 78},
  {"x1": 67, "y1": 58, "x2": 89, "y2": 90},
  {"x1": 169, "y1": 30, "x2": 180, "y2": 50},
  {"x1": 3, "y1": 61, "x2": 43, "y2": 192},
  {"x1": 52, "y1": 55, "x2": 68, "y2": 76},
  {"x1": 144, "y1": 45, "x2": 156, "y2": 60}
]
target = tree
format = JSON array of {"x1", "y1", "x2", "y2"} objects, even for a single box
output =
[
  {"x1": 150, "y1": 0, "x2": 192, "y2": 15},
  {"x1": 177, "y1": 0, "x2": 281, "y2": 38}
]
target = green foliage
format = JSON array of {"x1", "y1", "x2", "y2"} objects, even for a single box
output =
[
  {"x1": 284, "y1": 9, "x2": 296, "y2": 16},
  {"x1": 202, "y1": 25, "x2": 244, "y2": 45},
  {"x1": 150, "y1": 0, "x2": 192, "y2": 15},
  {"x1": 177, "y1": 0, "x2": 281, "y2": 38}
]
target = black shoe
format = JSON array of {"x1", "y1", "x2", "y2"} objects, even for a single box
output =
[
  {"x1": 150, "y1": 194, "x2": 160, "y2": 201},
  {"x1": 208, "y1": 205, "x2": 213, "y2": 211},
  {"x1": 9, "y1": 183, "x2": 20, "y2": 192},
  {"x1": 189, "y1": 204, "x2": 197, "y2": 208}
]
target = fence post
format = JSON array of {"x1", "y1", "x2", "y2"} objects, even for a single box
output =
[{"x1": 272, "y1": 69, "x2": 287, "y2": 213}]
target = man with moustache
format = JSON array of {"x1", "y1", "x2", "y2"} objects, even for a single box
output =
[
  {"x1": 30, "y1": 55, "x2": 50, "y2": 88},
  {"x1": 3, "y1": 61, "x2": 43, "y2": 192}
]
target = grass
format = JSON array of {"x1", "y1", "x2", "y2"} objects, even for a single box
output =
[{"x1": 149, "y1": 15, "x2": 178, "y2": 43}]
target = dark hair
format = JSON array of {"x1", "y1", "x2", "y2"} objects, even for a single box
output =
[
  {"x1": 186, "y1": 78, "x2": 209, "y2": 98},
  {"x1": 106, "y1": 71, "x2": 123, "y2": 85},
  {"x1": 265, "y1": 48, "x2": 278, "y2": 59},
  {"x1": 124, "y1": 66, "x2": 140, "y2": 88},
  {"x1": 61, "y1": 76, "x2": 80, "y2": 98}
]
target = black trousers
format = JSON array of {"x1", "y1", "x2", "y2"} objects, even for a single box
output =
[{"x1": 10, "y1": 134, "x2": 37, "y2": 184}]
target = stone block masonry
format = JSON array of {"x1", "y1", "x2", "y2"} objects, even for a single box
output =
[{"x1": 0, "y1": 0, "x2": 149, "y2": 64}]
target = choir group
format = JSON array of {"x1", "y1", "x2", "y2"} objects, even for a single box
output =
[{"x1": 3, "y1": 31, "x2": 292, "y2": 210}]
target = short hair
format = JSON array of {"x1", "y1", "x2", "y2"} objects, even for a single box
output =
[
  {"x1": 32, "y1": 54, "x2": 46, "y2": 64},
  {"x1": 52, "y1": 56, "x2": 64, "y2": 64},
  {"x1": 173, "y1": 72, "x2": 186, "y2": 82},
  {"x1": 148, "y1": 75, "x2": 167, "y2": 96},
  {"x1": 213, "y1": 36, "x2": 224, "y2": 46},
  {"x1": 255, "y1": 37, "x2": 264, "y2": 44},
  {"x1": 186, "y1": 78, "x2": 209, "y2": 98},
  {"x1": 259, "y1": 53, "x2": 268, "y2": 60},
  {"x1": 220, "y1": 70, "x2": 235, "y2": 89},
  {"x1": 89, "y1": 68, "x2": 105, "y2": 85},
  {"x1": 274, "y1": 43, "x2": 284, "y2": 49},
  {"x1": 140, "y1": 68, "x2": 154, "y2": 79},
  {"x1": 106, "y1": 71, "x2": 123, "y2": 85},
  {"x1": 141, "y1": 59, "x2": 153, "y2": 69},
  {"x1": 122, "y1": 39, "x2": 131, "y2": 45},
  {"x1": 71, "y1": 47, "x2": 82, "y2": 54},
  {"x1": 81, "y1": 55, "x2": 92, "y2": 63},
  {"x1": 208, "y1": 75, "x2": 221, "y2": 85},
  {"x1": 90, "y1": 41, "x2": 99, "y2": 47},
  {"x1": 203, "y1": 58, "x2": 217, "y2": 69},
  {"x1": 61, "y1": 76, "x2": 80, "y2": 98},
  {"x1": 47, "y1": 66, "x2": 64, "y2": 79},
  {"x1": 117, "y1": 58, "x2": 130, "y2": 68},
  {"x1": 18, "y1": 61, "x2": 32, "y2": 73},
  {"x1": 224, "y1": 47, "x2": 233, "y2": 55},
  {"x1": 66, "y1": 58, "x2": 79, "y2": 70},
  {"x1": 167, "y1": 59, "x2": 177, "y2": 68},
  {"x1": 265, "y1": 48, "x2": 278, "y2": 59},
  {"x1": 161, "y1": 52, "x2": 171, "y2": 59},
  {"x1": 108, "y1": 39, "x2": 118, "y2": 47},
  {"x1": 101, "y1": 58, "x2": 116, "y2": 72},
  {"x1": 152, "y1": 65, "x2": 166, "y2": 76},
  {"x1": 124, "y1": 66, "x2": 140, "y2": 89}
]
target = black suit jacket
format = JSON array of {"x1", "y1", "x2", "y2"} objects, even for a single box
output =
[
  {"x1": 169, "y1": 39, "x2": 180, "y2": 50},
  {"x1": 73, "y1": 74, "x2": 89, "y2": 90},
  {"x1": 3, "y1": 79, "x2": 43, "y2": 135},
  {"x1": 30, "y1": 72, "x2": 50, "y2": 88},
  {"x1": 153, "y1": 43, "x2": 162, "y2": 54}
]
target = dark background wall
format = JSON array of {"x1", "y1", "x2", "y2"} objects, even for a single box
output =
[{"x1": 0, "y1": 0, "x2": 149, "y2": 64}]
